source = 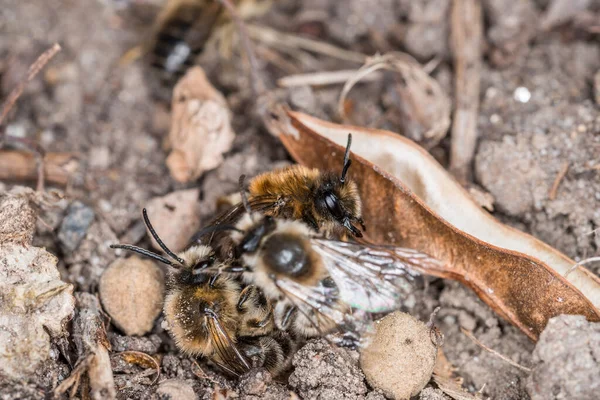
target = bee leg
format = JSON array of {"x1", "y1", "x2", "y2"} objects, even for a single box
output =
[
  {"x1": 237, "y1": 285, "x2": 258, "y2": 310},
  {"x1": 302, "y1": 213, "x2": 320, "y2": 232}
]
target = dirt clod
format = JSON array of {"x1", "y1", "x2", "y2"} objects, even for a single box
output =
[
  {"x1": 99, "y1": 256, "x2": 165, "y2": 336},
  {"x1": 0, "y1": 187, "x2": 37, "y2": 244},
  {"x1": 145, "y1": 189, "x2": 201, "y2": 253},
  {"x1": 360, "y1": 312, "x2": 438, "y2": 400},
  {"x1": 289, "y1": 339, "x2": 367, "y2": 400},
  {"x1": 526, "y1": 314, "x2": 600, "y2": 400}
]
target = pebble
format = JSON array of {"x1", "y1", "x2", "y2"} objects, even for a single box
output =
[
  {"x1": 58, "y1": 201, "x2": 95, "y2": 252},
  {"x1": 99, "y1": 256, "x2": 164, "y2": 336},
  {"x1": 155, "y1": 379, "x2": 197, "y2": 400}
]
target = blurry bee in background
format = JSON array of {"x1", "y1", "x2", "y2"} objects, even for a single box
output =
[
  {"x1": 146, "y1": 0, "x2": 224, "y2": 99},
  {"x1": 227, "y1": 211, "x2": 442, "y2": 344},
  {"x1": 110, "y1": 209, "x2": 298, "y2": 377},
  {"x1": 144, "y1": 0, "x2": 272, "y2": 100},
  {"x1": 205, "y1": 134, "x2": 366, "y2": 258}
]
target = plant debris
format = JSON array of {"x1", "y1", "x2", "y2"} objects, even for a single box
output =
[
  {"x1": 276, "y1": 110, "x2": 600, "y2": 340},
  {"x1": 166, "y1": 66, "x2": 236, "y2": 183}
]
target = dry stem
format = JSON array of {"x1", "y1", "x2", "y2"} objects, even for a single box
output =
[
  {"x1": 57, "y1": 293, "x2": 116, "y2": 400},
  {"x1": 0, "y1": 43, "x2": 61, "y2": 125},
  {"x1": 461, "y1": 328, "x2": 531, "y2": 373},
  {"x1": 549, "y1": 162, "x2": 569, "y2": 200},
  {"x1": 449, "y1": 0, "x2": 483, "y2": 183},
  {"x1": 0, "y1": 150, "x2": 78, "y2": 186}
]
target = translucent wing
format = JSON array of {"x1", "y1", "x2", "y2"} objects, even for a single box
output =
[
  {"x1": 205, "y1": 310, "x2": 251, "y2": 376},
  {"x1": 311, "y1": 239, "x2": 442, "y2": 312}
]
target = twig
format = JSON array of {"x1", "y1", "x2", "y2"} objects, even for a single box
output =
[
  {"x1": 549, "y1": 162, "x2": 569, "y2": 200},
  {"x1": 278, "y1": 69, "x2": 382, "y2": 88},
  {"x1": 0, "y1": 43, "x2": 61, "y2": 125},
  {"x1": 564, "y1": 256, "x2": 600, "y2": 278},
  {"x1": 461, "y1": 328, "x2": 532, "y2": 373},
  {"x1": 449, "y1": 0, "x2": 483, "y2": 183},
  {"x1": 0, "y1": 150, "x2": 79, "y2": 186}
]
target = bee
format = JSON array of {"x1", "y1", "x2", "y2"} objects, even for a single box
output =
[
  {"x1": 202, "y1": 134, "x2": 365, "y2": 263},
  {"x1": 145, "y1": 0, "x2": 224, "y2": 99},
  {"x1": 110, "y1": 209, "x2": 298, "y2": 377},
  {"x1": 226, "y1": 212, "x2": 443, "y2": 342}
]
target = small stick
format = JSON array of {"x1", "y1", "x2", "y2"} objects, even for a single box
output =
[
  {"x1": 461, "y1": 328, "x2": 531, "y2": 373},
  {"x1": 549, "y1": 162, "x2": 569, "y2": 200},
  {"x1": 116, "y1": 351, "x2": 161, "y2": 386},
  {"x1": 0, "y1": 43, "x2": 61, "y2": 125},
  {"x1": 0, "y1": 150, "x2": 78, "y2": 186},
  {"x1": 278, "y1": 70, "x2": 382, "y2": 88},
  {"x1": 449, "y1": 0, "x2": 483, "y2": 183}
]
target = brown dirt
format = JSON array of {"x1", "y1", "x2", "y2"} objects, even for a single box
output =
[{"x1": 1, "y1": 0, "x2": 599, "y2": 399}]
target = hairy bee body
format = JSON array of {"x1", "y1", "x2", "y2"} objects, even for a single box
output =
[
  {"x1": 248, "y1": 165, "x2": 362, "y2": 238},
  {"x1": 111, "y1": 211, "x2": 300, "y2": 377}
]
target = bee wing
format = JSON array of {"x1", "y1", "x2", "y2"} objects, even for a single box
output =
[
  {"x1": 311, "y1": 239, "x2": 442, "y2": 312},
  {"x1": 205, "y1": 312, "x2": 251, "y2": 376}
]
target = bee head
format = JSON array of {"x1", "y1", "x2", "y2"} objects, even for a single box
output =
[
  {"x1": 314, "y1": 134, "x2": 365, "y2": 237},
  {"x1": 110, "y1": 209, "x2": 219, "y2": 285}
]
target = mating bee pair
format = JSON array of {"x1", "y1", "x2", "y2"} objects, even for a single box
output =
[{"x1": 111, "y1": 135, "x2": 441, "y2": 377}]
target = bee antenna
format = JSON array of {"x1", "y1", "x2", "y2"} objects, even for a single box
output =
[
  {"x1": 239, "y1": 174, "x2": 253, "y2": 215},
  {"x1": 110, "y1": 244, "x2": 175, "y2": 266},
  {"x1": 142, "y1": 208, "x2": 185, "y2": 265},
  {"x1": 340, "y1": 133, "x2": 352, "y2": 183}
]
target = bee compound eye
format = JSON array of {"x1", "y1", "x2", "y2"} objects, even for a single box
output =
[{"x1": 323, "y1": 192, "x2": 345, "y2": 220}]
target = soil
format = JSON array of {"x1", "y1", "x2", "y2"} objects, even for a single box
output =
[{"x1": 1, "y1": 0, "x2": 599, "y2": 399}]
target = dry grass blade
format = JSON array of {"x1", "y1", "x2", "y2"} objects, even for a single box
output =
[
  {"x1": 0, "y1": 150, "x2": 79, "y2": 186},
  {"x1": 0, "y1": 43, "x2": 61, "y2": 125},
  {"x1": 274, "y1": 110, "x2": 600, "y2": 341},
  {"x1": 278, "y1": 70, "x2": 382, "y2": 88},
  {"x1": 461, "y1": 328, "x2": 532, "y2": 372},
  {"x1": 548, "y1": 162, "x2": 569, "y2": 200},
  {"x1": 449, "y1": 0, "x2": 483, "y2": 182},
  {"x1": 247, "y1": 24, "x2": 367, "y2": 64},
  {"x1": 338, "y1": 53, "x2": 451, "y2": 149}
]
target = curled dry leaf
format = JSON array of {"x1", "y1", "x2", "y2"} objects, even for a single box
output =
[
  {"x1": 275, "y1": 110, "x2": 600, "y2": 341},
  {"x1": 166, "y1": 66, "x2": 235, "y2": 182},
  {"x1": 339, "y1": 53, "x2": 451, "y2": 149}
]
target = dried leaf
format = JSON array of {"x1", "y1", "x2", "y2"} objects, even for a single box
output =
[
  {"x1": 167, "y1": 67, "x2": 235, "y2": 182},
  {"x1": 275, "y1": 110, "x2": 600, "y2": 341}
]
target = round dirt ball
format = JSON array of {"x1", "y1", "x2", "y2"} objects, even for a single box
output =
[
  {"x1": 360, "y1": 311, "x2": 438, "y2": 400},
  {"x1": 99, "y1": 256, "x2": 165, "y2": 336}
]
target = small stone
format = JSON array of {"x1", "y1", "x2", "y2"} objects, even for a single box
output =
[
  {"x1": 238, "y1": 369, "x2": 271, "y2": 396},
  {"x1": 145, "y1": 188, "x2": 201, "y2": 253},
  {"x1": 360, "y1": 312, "x2": 438, "y2": 400},
  {"x1": 526, "y1": 315, "x2": 600, "y2": 400},
  {"x1": 156, "y1": 379, "x2": 197, "y2": 400},
  {"x1": 99, "y1": 256, "x2": 165, "y2": 336},
  {"x1": 58, "y1": 201, "x2": 95, "y2": 252}
]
